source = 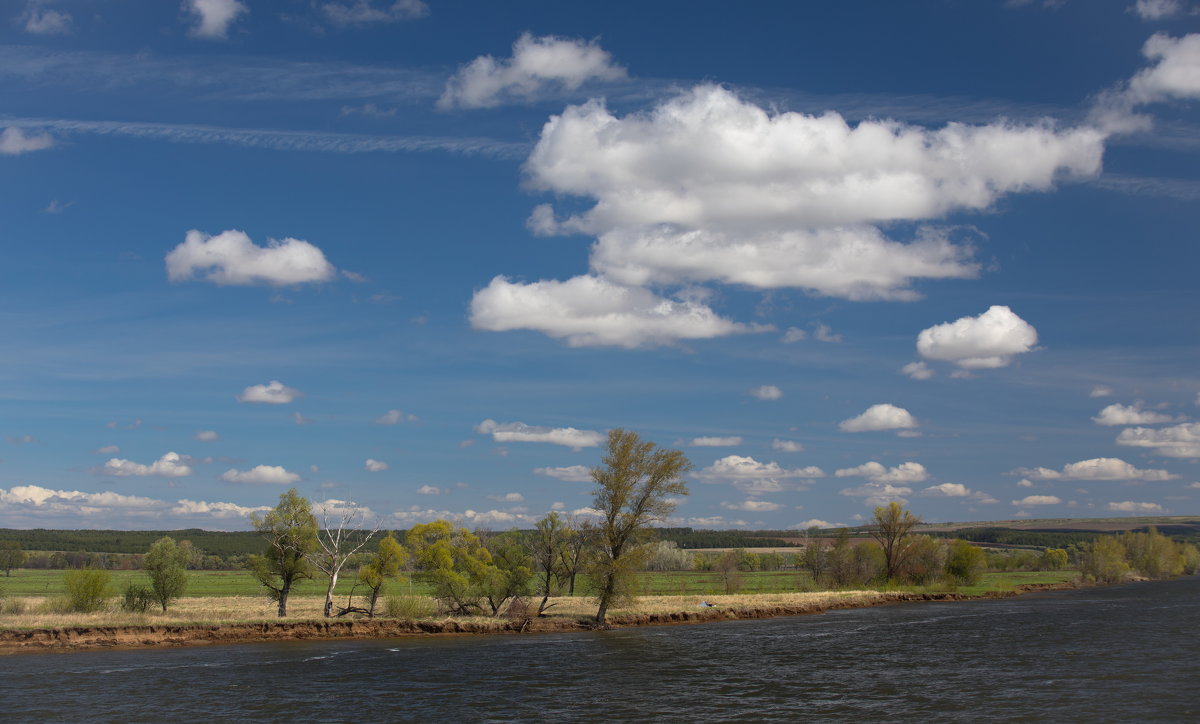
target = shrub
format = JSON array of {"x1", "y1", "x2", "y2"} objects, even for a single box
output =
[
  {"x1": 120, "y1": 583, "x2": 154, "y2": 613},
  {"x1": 383, "y1": 594, "x2": 437, "y2": 619},
  {"x1": 63, "y1": 567, "x2": 112, "y2": 612},
  {"x1": 1, "y1": 596, "x2": 27, "y2": 615},
  {"x1": 944, "y1": 540, "x2": 987, "y2": 585}
]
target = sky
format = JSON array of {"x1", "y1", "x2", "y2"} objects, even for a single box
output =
[{"x1": 1, "y1": 0, "x2": 1199, "y2": 532}]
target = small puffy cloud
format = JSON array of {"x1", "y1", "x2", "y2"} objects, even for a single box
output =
[
  {"x1": 836, "y1": 461, "x2": 929, "y2": 483},
  {"x1": 93, "y1": 445, "x2": 121, "y2": 455},
  {"x1": 470, "y1": 274, "x2": 757, "y2": 348},
  {"x1": 237, "y1": 380, "x2": 301, "y2": 404},
  {"x1": 1017, "y1": 478, "x2": 1035, "y2": 488},
  {"x1": 364, "y1": 458, "x2": 389, "y2": 472},
  {"x1": 0, "y1": 127, "x2": 54, "y2": 155},
  {"x1": 476, "y1": 419, "x2": 605, "y2": 449},
  {"x1": 1116, "y1": 422, "x2": 1200, "y2": 459},
  {"x1": 321, "y1": 0, "x2": 429, "y2": 26},
  {"x1": 195, "y1": 430, "x2": 219, "y2": 442},
  {"x1": 839, "y1": 404, "x2": 918, "y2": 433},
  {"x1": 184, "y1": 0, "x2": 248, "y2": 39},
  {"x1": 922, "y1": 483, "x2": 970, "y2": 497},
  {"x1": 697, "y1": 455, "x2": 825, "y2": 495},
  {"x1": 166, "y1": 230, "x2": 336, "y2": 287},
  {"x1": 375, "y1": 409, "x2": 417, "y2": 425},
  {"x1": 489, "y1": 492, "x2": 525, "y2": 503},
  {"x1": 916, "y1": 306, "x2": 1038, "y2": 370},
  {"x1": 1093, "y1": 403, "x2": 1181, "y2": 426},
  {"x1": 20, "y1": 3, "x2": 72, "y2": 35},
  {"x1": 221, "y1": 465, "x2": 302, "y2": 485},
  {"x1": 689, "y1": 436, "x2": 743, "y2": 447},
  {"x1": 439, "y1": 33, "x2": 626, "y2": 109},
  {"x1": 771, "y1": 439, "x2": 804, "y2": 453},
  {"x1": 1127, "y1": 33, "x2": 1200, "y2": 104},
  {"x1": 534, "y1": 465, "x2": 593, "y2": 483},
  {"x1": 1012, "y1": 495, "x2": 1062, "y2": 506},
  {"x1": 293, "y1": 412, "x2": 314, "y2": 425},
  {"x1": 1017, "y1": 457, "x2": 1177, "y2": 481},
  {"x1": 781, "y1": 327, "x2": 806, "y2": 343},
  {"x1": 1188, "y1": 482, "x2": 1200, "y2": 489},
  {"x1": 1132, "y1": 0, "x2": 1183, "y2": 20},
  {"x1": 901, "y1": 361, "x2": 934, "y2": 380},
  {"x1": 102, "y1": 452, "x2": 193, "y2": 478},
  {"x1": 791, "y1": 519, "x2": 837, "y2": 530},
  {"x1": 813, "y1": 323, "x2": 842, "y2": 343},
  {"x1": 750, "y1": 385, "x2": 783, "y2": 401},
  {"x1": 416, "y1": 485, "x2": 442, "y2": 495},
  {"x1": 721, "y1": 499, "x2": 783, "y2": 512},
  {"x1": 1090, "y1": 385, "x2": 1115, "y2": 398},
  {"x1": 840, "y1": 482, "x2": 912, "y2": 507},
  {"x1": 1107, "y1": 500, "x2": 1166, "y2": 513}
]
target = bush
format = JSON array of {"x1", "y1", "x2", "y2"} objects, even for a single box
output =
[
  {"x1": 120, "y1": 583, "x2": 154, "y2": 613},
  {"x1": 383, "y1": 594, "x2": 437, "y2": 619},
  {"x1": 1, "y1": 596, "x2": 27, "y2": 615},
  {"x1": 944, "y1": 540, "x2": 987, "y2": 585},
  {"x1": 63, "y1": 567, "x2": 112, "y2": 612}
]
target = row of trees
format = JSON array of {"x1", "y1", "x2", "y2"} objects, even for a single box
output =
[{"x1": 1081, "y1": 527, "x2": 1200, "y2": 583}]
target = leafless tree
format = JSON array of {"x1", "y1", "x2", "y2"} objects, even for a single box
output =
[{"x1": 311, "y1": 498, "x2": 380, "y2": 618}]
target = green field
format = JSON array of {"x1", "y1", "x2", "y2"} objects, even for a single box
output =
[{"x1": 0, "y1": 568, "x2": 1078, "y2": 600}]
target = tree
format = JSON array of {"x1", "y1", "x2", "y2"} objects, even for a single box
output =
[
  {"x1": 558, "y1": 516, "x2": 595, "y2": 596},
  {"x1": 529, "y1": 512, "x2": 569, "y2": 615},
  {"x1": 590, "y1": 429, "x2": 691, "y2": 624},
  {"x1": 944, "y1": 539, "x2": 987, "y2": 585},
  {"x1": 247, "y1": 488, "x2": 318, "y2": 617},
  {"x1": 1081, "y1": 536, "x2": 1129, "y2": 583},
  {"x1": 311, "y1": 499, "x2": 379, "y2": 617},
  {"x1": 406, "y1": 520, "x2": 497, "y2": 615},
  {"x1": 358, "y1": 533, "x2": 407, "y2": 617},
  {"x1": 63, "y1": 567, "x2": 111, "y2": 612},
  {"x1": 143, "y1": 536, "x2": 189, "y2": 612},
  {"x1": 869, "y1": 502, "x2": 921, "y2": 582},
  {"x1": 0, "y1": 541, "x2": 25, "y2": 576},
  {"x1": 481, "y1": 531, "x2": 532, "y2": 616}
]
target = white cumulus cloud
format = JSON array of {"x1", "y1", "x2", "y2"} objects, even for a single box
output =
[
  {"x1": 750, "y1": 385, "x2": 783, "y2": 401},
  {"x1": 1017, "y1": 457, "x2": 1178, "y2": 481},
  {"x1": 0, "y1": 484, "x2": 270, "y2": 528},
  {"x1": 1012, "y1": 495, "x2": 1062, "y2": 506},
  {"x1": 19, "y1": 2, "x2": 73, "y2": 35},
  {"x1": 1093, "y1": 403, "x2": 1181, "y2": 426},
  {"x1": 792, "y1": 519, "x2": 837, "y2": 530},
  {"x1": 416, "y1": 485, "x2": 443, "y2": 495},
  {"x1": 1090, "y1": 385, "x2": 1115, "y2": 398},
  {"x1": 836, "y1": 461, "x2": 929, "y2": 483},
  {"x1": 901, "y1": 361, "x2": 934, "y2": 380},
  {"x1": 102, "y1": 452, "x2": 193, "y2": 478},
  {"x1": 476, "y1": 419, "x2": 605, "y2": 449},
  {"x1": 839, "y1": 482, "x2": 912, "y2": 507},
  {"x1": 364, "y1": 458, "x2": 389, "y2": 472},
  {"x1": 166, "y1": 229, "x2": 336, "y2": 287},
  {"x1": 771, "y1": 439, "x2": 804, "y2": 453},
  {"x1": 195, "y1": 430, "x2": 219, "y2": 442},
  {"x1": 185, "y1": 0, "x2": 248, "y2": 39},
  {"x1": 697, "y1": 455, "x2": 825, "y2": 495},
  {"x1": 439, "y1": 33, "x2": 626, "y2": 109},
  {"x1": 221, "y1": 465, "x2": 302, "y2": 485},
  {"x1": 839, "y1": 404, "x2": 918, "y2": 433},
  {"x1": 533, "y1": 465, "x2": 593, "y2": 482},
  {"x1": 1132, "y1": 0, "x2": 1184, "y2": 20},
  {"x1": 721, "y1": 499, "x2": 783, "y2": 512},
  {"x1": 375, "y1": 409, "x2": 417, "y2": 425},
  {"x1": 237, "y1": 380, "x2": 301, "y2": 404},
  {"x1": 1116, "y1": 422, "x2": 1200, "y2": 458},
  {"x1": 1107, "y1": 500, "x2": 1166, "y2": 513},
  {"x1": 916, "y1": 306, "x2": 1038, "y2": 369},
  {"x1": 470, "y1": 274, "x2": 757, "y2": 348},
  {"x1": 0, "y1": 127, "x2": 54, "y2": 155}
]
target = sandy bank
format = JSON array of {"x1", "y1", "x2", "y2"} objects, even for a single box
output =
[{"x1": 0, "y1": 584, "x2": 1075, "y2": 654}]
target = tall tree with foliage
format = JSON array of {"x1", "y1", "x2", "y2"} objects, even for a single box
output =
[
  {"x1": 481, "y1": 530, "x2": 533, "y2": 616},
  {"x1": 558, "y1": 516, "x2": 594, "y2": 596},
  {"x1": 311, "y1": 499, "x2": 379, "y2": 617},
  {"x1": 406, "y1": 520, "x2": 498, "y2": 615},
  {"x1": 869, "y1": 501, "x2": 921, "y2": 581},
  {"x1": 358, "y1": 533, "x2": 407, "y2": 617},
  {"x1": 590, "y1": 429, "x2": 691, "y2": 624},
  {"x1": 247, "y1": 488, "x2": 318, "y2": 617},
  {"x1": 143, "y1": 536, "x2": 189, "y2": 612},
  {"x1": 0, "y1": 541, "x2": 25, "y2": 576},
  {"x1": 530, "y1": 512, "x2": 569, "y2": 615}
]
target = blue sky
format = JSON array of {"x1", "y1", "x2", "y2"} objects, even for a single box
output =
[{"x1": 1, "y1": 0, "x2": 1198, "y2": 531}]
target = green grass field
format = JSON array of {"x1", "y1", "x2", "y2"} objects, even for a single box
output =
[{"x1": 0, "y1": 568, "x2": 1078, "y2": 600}]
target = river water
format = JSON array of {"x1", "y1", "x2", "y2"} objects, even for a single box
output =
[{"x1": 4, "y1": 577, "x2": 1198, "y2": 722}]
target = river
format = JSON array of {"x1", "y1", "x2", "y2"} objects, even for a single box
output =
[{"x1": 4, "y1": 577, "x2": 1197, "y2": 722}]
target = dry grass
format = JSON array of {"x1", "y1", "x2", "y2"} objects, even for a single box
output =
[{"x1": 0, "y1": 590, "x2": 895, "y2": 631}]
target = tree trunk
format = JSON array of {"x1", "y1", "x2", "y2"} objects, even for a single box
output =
[
  {"x1": 323, "y1": 570, "x2": 339, "y2": 617},
  {"x1": 278, "y1": 580, "x2": 291, "y2": 617},
  {"x1": 368, "y1": 586, "x2": 380, "y2": 618},
  {"x1": 595, "y1": 571, "x2": 617, "y2": 624}
]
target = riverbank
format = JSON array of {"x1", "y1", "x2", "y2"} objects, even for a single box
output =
[{"x1": 0, "y1": 583, "x2": 1077, "y2": 654}]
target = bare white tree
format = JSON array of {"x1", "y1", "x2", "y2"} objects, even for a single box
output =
[{"x1": 311, "y1": 498, "x2": 380, "y2": 617}]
